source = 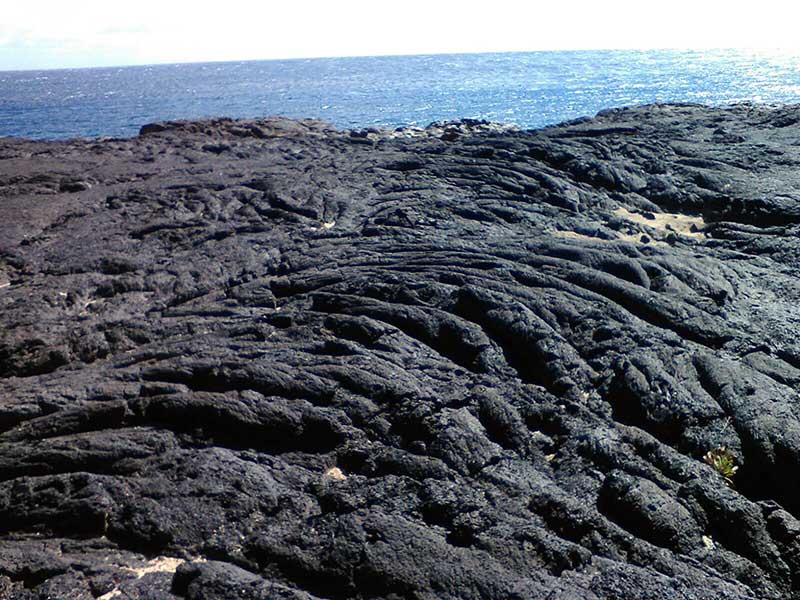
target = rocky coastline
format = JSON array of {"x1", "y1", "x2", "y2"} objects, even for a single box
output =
[{"x1": 3, "y1": 104, "x2": 800, "y2": 598}]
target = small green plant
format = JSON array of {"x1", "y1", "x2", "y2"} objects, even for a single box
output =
[{"x1": 703, "y1": 445, "x2": 738, "y2": 486}]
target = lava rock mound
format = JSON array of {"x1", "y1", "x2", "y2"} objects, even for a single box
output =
[{"x1": 3, "y1": 104, "x2": 800, "y2": 598}]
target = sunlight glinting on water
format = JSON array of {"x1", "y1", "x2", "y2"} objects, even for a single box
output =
[{"x1": 2, "y1": 49, "x2": 800, "y2": 139}]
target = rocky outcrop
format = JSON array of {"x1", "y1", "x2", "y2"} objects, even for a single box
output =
[{"x1": 3, "y1": 103, "x2": 800, "y2": 598}]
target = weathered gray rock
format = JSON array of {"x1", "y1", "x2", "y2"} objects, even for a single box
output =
[{"x1": 2, "y1": 103, "x2": 800, "y2": 598}]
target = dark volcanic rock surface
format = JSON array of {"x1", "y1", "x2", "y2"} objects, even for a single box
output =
[{"x1": 3, "y1": 104, "x2": 800, "y2": 598}]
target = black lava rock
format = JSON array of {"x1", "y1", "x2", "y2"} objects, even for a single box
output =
[{"x1": 2, "y1": 104, "x2": 800, "y2": 599}]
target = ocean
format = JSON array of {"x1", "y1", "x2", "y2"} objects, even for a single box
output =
[{"x1": 2, "y1": 49, "x2": 800, "y2": 140}]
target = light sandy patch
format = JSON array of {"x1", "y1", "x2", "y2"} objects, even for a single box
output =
[
  {"x1": 98, "y1": 556, "x2": 206, "y2": 599},
  {"x1": 130, "y1": 556, "x2": 187, "y2": 577},
  {"x1": 324, "y1": 466, "x2": 347, "y2": 481},
  {"x1": 552, "y1": 229, "x2": 666, "y2": 246},
  {"x1": 123, "y1": 556, "x2": 206, "y2": 579},
  {"x1": 614, "y1": 207, "x2": 705, "y2": 239},
  {"x1": 552, "y1": 231, "x2": 598, "y2": 241},
  {"x1": 309, "y1": 221, "x2": 336, "y2": 232}
]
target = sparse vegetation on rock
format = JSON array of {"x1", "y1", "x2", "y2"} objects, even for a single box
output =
[{"x1": 704, "y1": 445, "x2": 739, "y2": 486}]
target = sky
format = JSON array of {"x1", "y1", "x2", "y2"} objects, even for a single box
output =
[{"x1": 2, "y1": 0, "x2": 800, "y2": 71}]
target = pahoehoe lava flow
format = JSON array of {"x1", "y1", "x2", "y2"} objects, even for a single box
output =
[{"x1": 4, "y1": 103, "x2": 800, "y2": 599}]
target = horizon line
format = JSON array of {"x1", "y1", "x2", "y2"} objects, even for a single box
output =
[{"x1": 2, "y1": 45, "x2": 798, "y2": 74}]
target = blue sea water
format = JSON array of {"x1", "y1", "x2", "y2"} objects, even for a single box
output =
[{"x1": 2, "y1": 49, "x2": 800, "y2": 140}]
